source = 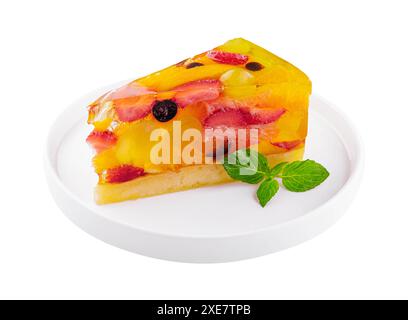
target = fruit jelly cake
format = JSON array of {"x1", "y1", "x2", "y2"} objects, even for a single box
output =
[{"x1": 86, "y1": 38, "x2": 311, "y2": 203}]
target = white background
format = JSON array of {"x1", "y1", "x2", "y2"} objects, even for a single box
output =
[{"x1": 1, "y1": 0, "x2": 407, "y2": 299}]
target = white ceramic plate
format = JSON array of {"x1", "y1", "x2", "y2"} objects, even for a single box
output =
[{"x1": 45, "y1": 83, "x2": 363, "y2": 263}]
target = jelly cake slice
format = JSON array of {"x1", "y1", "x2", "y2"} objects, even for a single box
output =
[{"x1": 86, "y1": 38, "x2": 311, "y2": 204}]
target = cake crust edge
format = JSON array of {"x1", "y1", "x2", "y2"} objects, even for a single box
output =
[{"x1": 95, "y1": 147, "x2": 305, "y2": 204}]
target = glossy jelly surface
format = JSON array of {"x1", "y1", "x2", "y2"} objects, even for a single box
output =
[{"x1": 86, "y1": 38, "x2": 312, "y2": 183}]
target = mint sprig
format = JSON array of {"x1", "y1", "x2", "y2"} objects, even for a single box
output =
[
  {"x1": 223, "y1": 149, "x2": 269, "y2": 184},
  {"x1": 280, "y1": 160, "x2": 330, "y2": 192},
  {"x1": 223, "y1": 149, "x2": 330, "y2": 207},
  {"x1": 256, "y1": 178, "x2": 279, "y2": 207}
]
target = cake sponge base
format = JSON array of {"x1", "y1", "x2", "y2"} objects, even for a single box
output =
[{"x1": 95, "y1": 147, "x2": 305, "y2": 204}]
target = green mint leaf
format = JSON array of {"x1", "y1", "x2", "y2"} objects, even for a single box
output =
[
  {"x1": 223, "y1": 149, "x2": 269, "y2": 184},
  {"x1": 269, "y1": 162, "x2": 288, "y2": 177},
  {"x1": 281, "y1": 160, "x2": 330, "y2": 192},
  {"x1": 256, "y1": 178, "x2": 279, "y2": 207}
]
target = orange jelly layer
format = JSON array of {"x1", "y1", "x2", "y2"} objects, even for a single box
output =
[{"x1": 86, "y1": 38, "x2": 311, "y2": 183}]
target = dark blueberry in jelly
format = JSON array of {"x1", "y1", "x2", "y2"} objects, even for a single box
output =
[
  {"x1": 245, "y1": 62, "x2": 264, "y2": 71},
  {"x1": 152, "y1": 100, "x2": 178, "y2": 122},
  {"x1": 186, "y1": 62, "x2": 204, "y2": 69}
]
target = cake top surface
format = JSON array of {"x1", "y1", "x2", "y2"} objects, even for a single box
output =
[{"x1": 88, "y1": 38, "x2": 311, "y2": 126}]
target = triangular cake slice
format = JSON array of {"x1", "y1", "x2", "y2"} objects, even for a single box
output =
[{"x1": 86, "y1": 38, "x2": 311, "y2": 204}]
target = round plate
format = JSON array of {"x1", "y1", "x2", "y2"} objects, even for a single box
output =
[{"x1": 45, "y1": 84, "x2": 363, "y2": 263}]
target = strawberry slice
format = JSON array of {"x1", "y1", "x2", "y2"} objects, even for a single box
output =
[
  {"x1": 204, "y1": 109, "x2": 247, "y2": 128},
  {"x1": 204, "y1": 107, "x2": 286, "y2": 128},
  {"x1": 244, "y1": 108, "x2": 286, "y2": 125},
  {"x1": 207, "y1": 50, "x2": 249, "y2": 65},
  {"x1": 93, "y1": 83, "x2": 155, "y2": 106},
  {"x1": 203, "y1": 106, "x2": 282, "y2": 154},
  {"x1": 104, "y1": 165, "x2": 145, "y2": 183},
  {"x1": 115, "y1": 94, "x2": 156, "y2": 122},
  {"x1": 86, "y1": 130, "x2": 117, "y2": 153},
  {"x1": 174, "y1": 79, "x2": 222, "y2": 108},
  {"x1": 272, "y1": 140, "x2": 304, "y2": 150}
]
